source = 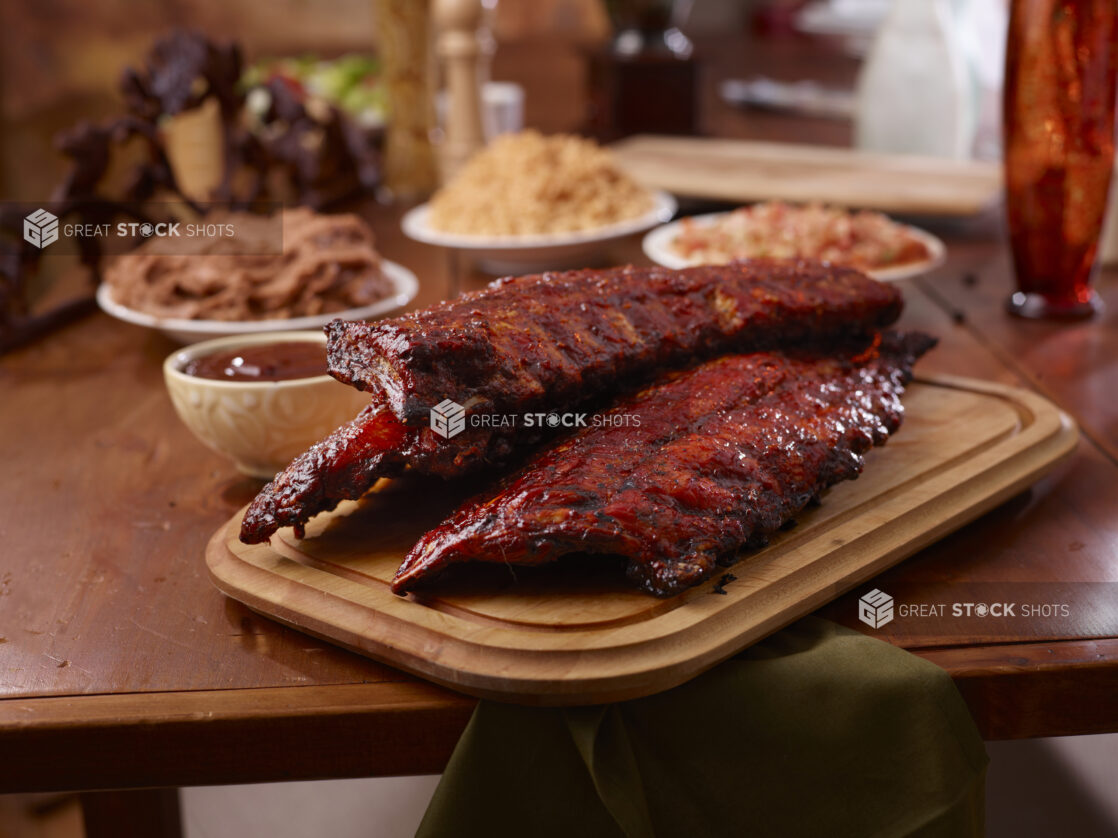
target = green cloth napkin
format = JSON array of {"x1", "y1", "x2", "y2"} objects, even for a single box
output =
[{"x1": 417, "y1": 617, "x2": 987, "y2": 838}]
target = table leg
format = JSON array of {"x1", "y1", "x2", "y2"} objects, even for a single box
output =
[{"x1": 79, "y1": 788, "x2": 182, "y2": 838}]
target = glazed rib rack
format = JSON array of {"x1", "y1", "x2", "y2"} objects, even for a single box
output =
[
  {"x1": 393, "y1": 332, "x2": 936, "y2": 596},
  {"x1": 241, "y1": 260, "x2": 903, "y2": 546}
]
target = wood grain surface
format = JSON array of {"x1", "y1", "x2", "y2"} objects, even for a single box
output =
[
  {"x1": 612, "y1": 135, "x2": 1003, "y2": 215},
  {"x1": 205, "y1": 377, "x2": 1077, "y2": 704},
  {"x1": 1, "y1": 208, "x2": 1117, "y2": 796},
  {"x1": 2, "y1": 31, "x2": 1117, "y2": 797}
]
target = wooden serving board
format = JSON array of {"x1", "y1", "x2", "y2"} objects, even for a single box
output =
[
  {"x1": 207, "y1": 376, "x2": 1075, "y2": 705},
  {"x1": 612, "y1": 135, "x2": 1003, "y2": 216}
]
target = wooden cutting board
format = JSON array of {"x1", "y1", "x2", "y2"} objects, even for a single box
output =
[
  {"x1": 207, "y1": 376, "x2": 1075, "y2": 705},
  {"x1": 611, "y1": 135, "x2": 1003, "y2": 216}
]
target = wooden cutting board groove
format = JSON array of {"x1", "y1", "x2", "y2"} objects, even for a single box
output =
[
  {"x1": 207, "y1": 376, "x2": 1075, "y2": 704},
  {"x1": 611, "y1": 135, "x2": 1003, "y2": 215}
]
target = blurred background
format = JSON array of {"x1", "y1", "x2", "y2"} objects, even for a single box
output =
[
  {"x1": 0, "y1": 0, "x2": 930, "y2": 201},
  {"x1": 1, "y1": 1, "x2": 1116, "y2": 836},
  {"x1": 1, "y1": 0, "x2": 615, "y2": 200}
]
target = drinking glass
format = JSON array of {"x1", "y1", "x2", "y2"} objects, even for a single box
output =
[{"x1": 1003, "y1": 0, "x2": 1118, "y2": 319}]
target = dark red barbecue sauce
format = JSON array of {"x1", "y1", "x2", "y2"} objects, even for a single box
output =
[{"x1": 183, "y1": 341, "x2": 327, "y2": 382}]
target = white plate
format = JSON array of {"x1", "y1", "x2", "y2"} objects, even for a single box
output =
[
  {"x1": 641, "y1": 212, "x2": 946, "y2": 282},
  {"x1": 401, "y1": 191, "x2": 677, "y2": 275},
  {"x1": 97, "y1": 259, "x2": 419, "y2": 344}
]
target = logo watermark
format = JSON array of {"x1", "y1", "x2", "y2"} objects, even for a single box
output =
[
  {"x1": 848, "y1": 583, "x2": 1116, "y2": 638},
  {"x1": 858, "y1": 588, "x2": 895, "y2": 629},
  {"x1": 430, "y1": 399, "x2": 466, "y2": 439},
  {"x1": 23, "y1": 208, "x2": 59, "y2": 249},
  {"x1": 428, "y1": 398, "x2": 642, "y2": 439},
  {"x1": 10, "y1": 202, "x2": 283, "y2": 255}
]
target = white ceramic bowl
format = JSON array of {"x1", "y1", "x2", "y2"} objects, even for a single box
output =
[
  {"x1": 99, "y1": 259, "x2": 418, "y2": 344},
  {"x1": 401, "y1": 191, "x2": 677, "y2": 275},
  {"x1": 163, "y1": 331, "x2": 369, "y2": 479}
]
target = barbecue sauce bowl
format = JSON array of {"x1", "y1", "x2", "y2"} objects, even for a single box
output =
[{"x1": 163, "y1": 331, "x2": 369, "y2": 479}]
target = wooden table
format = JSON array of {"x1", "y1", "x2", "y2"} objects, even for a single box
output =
[{"x1": 2, "y1": 32, "x2": 1117, "y2": 838}]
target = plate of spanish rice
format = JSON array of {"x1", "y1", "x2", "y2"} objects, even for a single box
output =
[{"x1": 403, "y1": 131, "x2": 677, "y2": 274}]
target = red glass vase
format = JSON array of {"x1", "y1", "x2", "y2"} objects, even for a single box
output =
[{"x1": 1003, "y1": 0, "x2": 1118, "y2": 319}]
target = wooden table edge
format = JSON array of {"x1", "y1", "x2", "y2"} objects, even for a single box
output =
[
  {"x1": 2, "y1": 635, "x2": 1116, "y2": 793},
  {"x1": 0, "y1": 680, "x2": 475, "y2": 793},
  {"x1": 913, "y1": 637, "x2": 1118, "y2": 740}
]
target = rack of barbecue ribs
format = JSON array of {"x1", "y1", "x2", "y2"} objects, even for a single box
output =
[
  {"x1": 240, "y1": 260, "x2": 903, "y2": 544},
  {"x1": 326, "y1": 260, "x2": 901, "y2": 422},
  {"x1": 394, "y1": 331, "x2": 936, "y2": 596}
]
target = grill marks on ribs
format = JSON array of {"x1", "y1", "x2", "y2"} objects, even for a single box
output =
[
  {"x1": 392, "y1": 332, "x2": 937, "y2": 597},
  {"x1": 241, "y1": 261, "x2": 902, "y2": 545},
  {"x1": 326, "y1": 260, "x2": 902, "y2": 424}
]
